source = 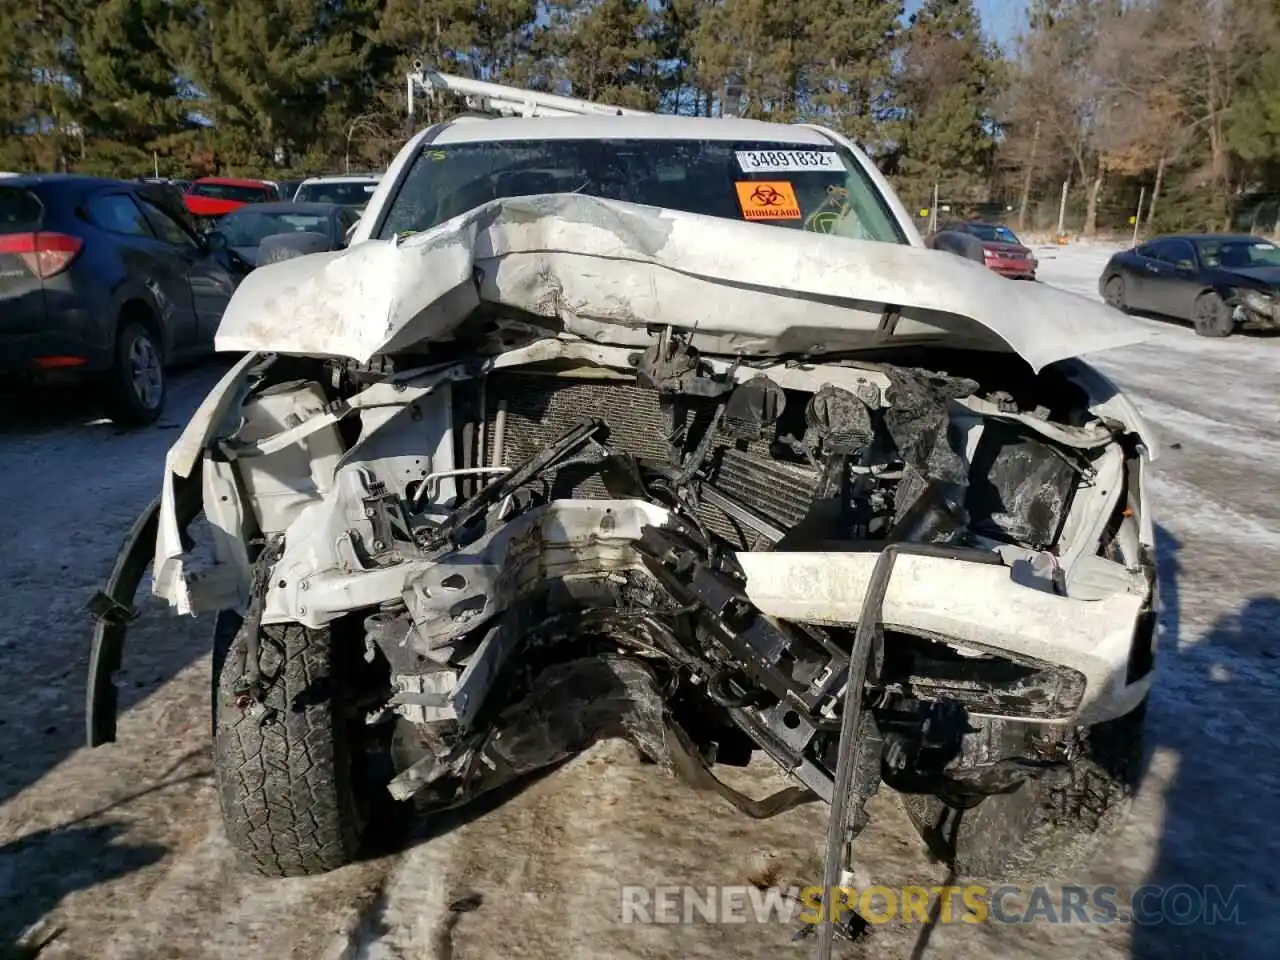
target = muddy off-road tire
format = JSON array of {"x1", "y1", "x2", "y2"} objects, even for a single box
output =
[
  {"x1": 213, "y1": 620, "x2": 370, "y2": 877},
  {"x1": 899, "y1": 701, "x2": 1147, "y2": 882}
]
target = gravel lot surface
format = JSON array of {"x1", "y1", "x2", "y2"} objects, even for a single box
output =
[{"x1": 2, "y1": 243, "x2": 1276, "y2": 960}]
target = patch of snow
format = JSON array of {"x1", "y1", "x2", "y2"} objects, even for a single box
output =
[{"x1": 4, "y1": 245, "x2": 1280, "y2": 960}]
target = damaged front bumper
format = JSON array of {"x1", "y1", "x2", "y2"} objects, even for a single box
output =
[
  {"x1": 260, "y1": 497, "x2": 1150, "y2": 726},
  {"x1": 1233, "y1": 289, "x2": 1280, "y2": 330},
  {"x1": 88, "y1": 343, "x2": 1157, "y2": 853}
]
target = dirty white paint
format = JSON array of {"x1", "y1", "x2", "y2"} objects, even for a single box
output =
[
  {"x1": 4, "y1": 244, "x2": 1280, "y2": 960},
  {"x1": 216, "y1": 194, "x2": 1155, "y2": 370}
]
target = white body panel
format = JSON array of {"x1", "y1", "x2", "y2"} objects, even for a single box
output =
[
  {"x1": 219, "y1": 194, "x2": 1152, "y2": 370},
  {"x1": 151, "y1": 106, "x2": 1158, "y2": 733}
]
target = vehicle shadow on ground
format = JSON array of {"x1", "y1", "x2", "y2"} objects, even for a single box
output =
[
  {"x1": 0, "y1": 385, "x2": 119, "y2": 437},
  {"x1": 362, "y1": 761, "x2": 573, "y2": 867},
  {"x1": 0, "y1": 358, "x2": 230, "y2": 804},
  {"x1": 0, "y1": 600, "x2": 211, "y2": 808},
  {"x1": 0, "y1": 822, "x2": 165, "y2": 958},
  {"x1": 0, "y1": 358, "x2": 232, "y2": 437},
  {"x1": 0, "y1": 593, "x2": 212, "y2": 814},
  {"x1": 1122, "y1": 309, "x2": 1280, "y2": 340},
  {"x1": 1129, "y1": 525, "x2": 1280, "y2": 958},
  {"x1": 0, "y1": 751, "x2": 208, "y2": 958}
]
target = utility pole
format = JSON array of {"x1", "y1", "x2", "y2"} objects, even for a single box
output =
[
  {"x1": 1057, "y1": 179, "x2": 1070, "y2": 237},
  {"x1": 929, "y1": 182, "x2": 939, "y2": 234},
  {"x1": 1147, "y1": 156, "x2": 1165, "y2": 230},
  {"x1": 1131, "y1": 185, "x2": 1145, "y2": 246},
  {"x1": 1017, "y1": 119, "x2": 1041, "y2": 232}
]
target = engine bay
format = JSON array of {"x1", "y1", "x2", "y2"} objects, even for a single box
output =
[{"x1": 205, "y1": 331, "x2": 1153, "y2": 836}]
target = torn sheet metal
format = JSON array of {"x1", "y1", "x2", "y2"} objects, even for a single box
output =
[{"x1": 215, "y1": 194, "x2": 1154, "y2": 371}]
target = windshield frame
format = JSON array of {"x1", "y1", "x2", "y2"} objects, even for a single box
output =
[{"x1": 370, "y1": 135, "x2": 909, "y2": 246}]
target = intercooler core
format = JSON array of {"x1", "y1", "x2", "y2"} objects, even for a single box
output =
[{"x1": 453, "y1": 372, "x2": 822, "y2": 549}]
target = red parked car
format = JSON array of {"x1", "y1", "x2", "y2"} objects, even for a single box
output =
[
  {"x1": 183, "y1": 177, "x2": 279, "y2": 220},
  {"x1": 935, "y1": 221, "x2": 1038, "y2": 280}
]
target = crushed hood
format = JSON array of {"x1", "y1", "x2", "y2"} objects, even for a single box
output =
[{"x1": 215, "y1": 194, "x2": 1153, "y2": 372}]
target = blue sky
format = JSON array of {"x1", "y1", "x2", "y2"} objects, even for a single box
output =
[{"x1": 904, "y1": 0, "x2": 1028, "y2": 49}]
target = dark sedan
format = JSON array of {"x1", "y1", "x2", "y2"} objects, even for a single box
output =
[
  {"x1": 1099, "y1": 234, "x2": 1280, "y2": 337},
  {"x1": 205, "y1": 202, "x2": 359, "y2": 269},
  {"x1": 0, "y1": 175, "x2": 236, "y2": 424},
  {"x1": 934, "y1": 221, "x2": 1038, "y2": 279}
]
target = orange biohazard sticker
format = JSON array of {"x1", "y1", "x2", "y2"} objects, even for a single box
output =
[{"x1": 735, "y1": 180, "x2": 801, "y2": 220}]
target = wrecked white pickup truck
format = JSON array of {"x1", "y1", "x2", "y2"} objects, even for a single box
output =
[{"x1": 86, "y1": 73, "x2": 1158, "y2": 946}]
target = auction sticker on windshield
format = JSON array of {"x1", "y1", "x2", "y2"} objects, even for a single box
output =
[
  {"x1": 735, "y1": 181, "x2": 801, "y2": 220},
  {"x1": 736, "y1": 150, "x2": 842, "y2": 173}
]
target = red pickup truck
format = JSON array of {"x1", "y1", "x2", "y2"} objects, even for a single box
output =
[{"x1": 184, "y1": 177, "x2": 279, "y2": 219}]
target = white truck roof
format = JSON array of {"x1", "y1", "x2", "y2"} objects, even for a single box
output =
[
  {"x1": 347, "y1": 66, "x2": 921, "y2": 253},
  {"x1": 432, "y1": 114, "x2": 835, "y2": 144},
  {"x1": 408, "y1": 65, "x2": 839, "y2": 145}
]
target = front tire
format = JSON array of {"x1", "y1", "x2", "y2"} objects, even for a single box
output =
[
  {"x1": 1103, "y1": 275, "x2": 1129, "y2": 313},
  {"x1": 213, "y1": 621, "x2": 370, "y2": 877},
  {"x1": 1192, "y1": 291, "x2": 1234, "y2": 337},
  {"x1": 899, "y1": 701, "x2": 1147, "y2": 882},
  {"x1": 102, "y1": 321, "x2": 165, "y2": 426}
]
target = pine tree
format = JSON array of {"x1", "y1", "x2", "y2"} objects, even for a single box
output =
[
  {"x1": 370, "y1": 0, "x2": 541, "y2": 141},
  {"x1": 690, "y1": 0, "x2": 814, "y2": 120},
  {"x1": 805, "y1": 0, "x2": 902, "y2": 147},
  {"x1": 74, "y1": 0, "x2": 202, "y2": 175},
  {"x1": 545, "y1": 0, "x2": 660, "y2": 108},
  {"x1": 159, "y1": 0, "x2": 377, "y2": 172},
  {"x1": 0, "y1": 0, "x2": 37, "y2": 169},
  {"x1": 890, "y1": 0, "x2": 1003, "y2": 204},
  {"x1": 3, "y1": 0, "x2": 82, "y2": 171},
  {"x1": 653, "y1": 0, "x2": 708, "y2": 114}
]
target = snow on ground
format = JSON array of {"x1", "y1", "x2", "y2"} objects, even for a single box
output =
[{"x1": 2, "y1": 245, "x2": 1278, "y2": 960}]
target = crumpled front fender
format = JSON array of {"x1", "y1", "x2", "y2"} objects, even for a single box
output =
[{"x1": 153, "y1": 353, "x2": 260, "y2": 613}]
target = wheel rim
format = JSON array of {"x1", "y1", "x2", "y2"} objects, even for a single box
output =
[
  {"x1": 127, "y1": 334, "x2": 162, "y2": 409},
  {"x1": 1106, "y1": 279, "x2": 1123, "y2": 307},
  {"x1": 1194, "y1": 298, "x2": 1217, "y2": 327}
]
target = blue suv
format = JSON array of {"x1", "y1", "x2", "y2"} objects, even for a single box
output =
[{"x1": 0, "y1": 175, "x2": 237, "y2": 425}]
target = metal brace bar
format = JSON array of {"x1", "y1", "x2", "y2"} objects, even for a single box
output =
[
  {"x1": 813, "y1": 541, "x2": 1004, "y2": 960},
  {"x1": 407, "y1": 62, "x2": 653, "y2": 120}
]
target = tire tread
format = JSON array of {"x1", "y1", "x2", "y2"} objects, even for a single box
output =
[
  {"x1": 213, "y1": 622, "x2": 364, "y2": 877},
  {"x1": 899, "y1": 704, "x2": 1146, "y2": 882}
]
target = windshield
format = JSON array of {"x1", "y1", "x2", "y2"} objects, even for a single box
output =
[
  {"x1": 1196, "y1": 238, "x2": 1280, "y2": 269},
  {"x1": 376, "y1": 139, "x2": 906, "y2": 244},
  {"x1": 965, "y1": 223, "x2": 1020, "y2": 244},
  {"x1": 190, "y1": 182, "x2": 270, "y2": 203},
  {"x1": 296, "y1": 181, "x2": 378, "y2": 206},
  {"x1": 219, "y1": 210, "x2": 330, "y2": 247}
]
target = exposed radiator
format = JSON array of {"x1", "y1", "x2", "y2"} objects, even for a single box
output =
[
  {"x1": 699, "y1": 448, "x2": 820, "y2": 548},
  {"x1": 453, "y1": 372, "x2": 820, "y2": 548},
  {"x1": 455, "y1": 373, "x2": 684, "y2": 499}
]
